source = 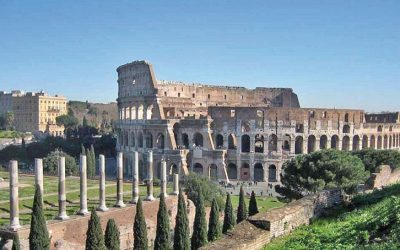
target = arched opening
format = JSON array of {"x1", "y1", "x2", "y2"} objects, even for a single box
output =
[
  {"x1": 124, "y1": 131, "x2": 129, "y2": 147},
  {"x1": 331, "y1": 135, "x2": 339, "y2": 149},
  {"x1": 209, "y1": 164, "x2": 218, "y2": 180},
  {"x1": 169, "y1": 164, "x2": 178, "y2": 175},
  {"x1": 130, "y1": 131, "x2": 136, "y2": 147},
  {"x1": 227, "y1": 163, "x2": 237, "y2": 180},
  {"x1": 254, "y1": 163, "x2": 264, "y2": 181},
  {"x1": 216, "y1": 134, "x2": 224, "y2": 148},
  {"x1": 241, "y1": 163, "x2": 250, "y2": 180},
  {"x1": 145, "y1": 132, "x2": 153, "y2": 148},
  {"x1": 241, "y1": 134, "x2": 250, "y2": 153},
  {"x1": 307, "y1": 135, "x2": 316, "y2": 153},
  {"x1": 156, "y1": 133, "x2": 165, "y2": 149},
  {"x1": 319, "y1": 135, "x2": 328, "y2": 150},
  {"x1": 138, "y1": 132, "x2": 144, "y2": 148},
  {"x1": 384, "y1": 135, "x2": 388, "y2": 149},
  {"x1": 254, "y1": 134, "x2": 264, "y2": 153},
  {"x1": 173, "y1": 123, "x2": 180, "y2": 147},
  {"x1": 131, "y1": 106, "x2": 136, "y2": 120},
  {"x1": 377, "y1": 135, "x2": 382, "y2": 149},
  {"x1": 283, "y1": 134, "x2": 291, "y2": 151},
  {"x1": 139, "y1": 160, "x2": 146, "y2": 181},
  {"x1": 156, "y1": 162, "x2": 162, "y2": 179},
  {"x1": 295, "y1": 136, "x2": 303, "y2": 154},
  {"x1": 342, "y1": 136, "x2": 350, "y2": 151},
  {"x1": 118, "y1": 131, "x2": 123, "y2": 146},
  {"x1": 228, "y1": 134, "x2": 236, "y2": 149},
  {"x1": 362, "y1": 135, "x2": 368, "y2": 149},
  {"x1": 137, "y1": 105, "x2": 144, "y2": 120},
  {"x1": 268, "y1": 165, "x2": 277, "y2": 182},
  {"x1": 344, "y1": 113, "x2": 349, "y2": 122},
  {"x1": 193, "y1": 133, "x2": 204, "y2": 147},
  {"x1": 182, "y1": 133, "x2": 189, "y2": 148},
  {"x1": 241, "y1": 121, "x2": 251, "y2": 133},
  {"x1": 378, "y1": 125, "x2": 383, "y2": 132},
  {"x1": 146, "y1": 105, "x2": 153, "y2": 120},
  {"x1": 343, "y1": 125, "x2": 350, "y2": 133},
  {"x1": 370, "y1": 135, "x2": 376, "y2": 149},
  {"x1": 389, "y1": 135, "x2": 392, "y2": 149},
  {"x1": 193, "y1": 163, "x2": 203, "y2": 175},
  {"x1": 268, "y1": 134, "x2": 278, "y2": 152},
  {"x1": 352, "y1": 135, "x2": 360, "y2": 151}
]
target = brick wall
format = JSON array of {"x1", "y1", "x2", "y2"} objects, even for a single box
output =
[{"x1": 366, "y1": 165, "x2": 400, "y2": 189}]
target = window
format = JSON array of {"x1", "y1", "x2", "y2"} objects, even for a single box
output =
[
  {"x1": 224, "y1": 95, "x2": 227, "y2": 100},
  {"x1": 230, "y1": 109, "x2": 235, "y2": 118},
  {"x1": 208, "y1": 94, "x2": 210, "y2": 99},
  {"x1": 178, "y1": 93, "x2": 181, "y2": 97},
  {"x1": 192, "y1": 93, "x2": 195, "y2": 98},
  {"x1": 164, "y1": 92, "x2": 167, "y2": 96},
  {"x1": 322, "y1": 111, "x2": 327, "y2": 118}
]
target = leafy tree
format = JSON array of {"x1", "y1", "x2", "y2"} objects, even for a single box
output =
[
  {"x1": 276, "y1": 149, "x2": 369, "y2": 200},
  {"x1": 105, "y1": 219, "x2": 120, "y2": 250},
  {"x1": 134, "y1": 198, "x2": 148, "y2": 250},
  {"x1": 29, "y1": 185, "x2": 50, "y2": 250},
  {"x1": 5, "y1": 111, "x2": 14, "y2": 130},
  {"x1": 12, "y1": 234, "x2": 20, "y2": 250},
  {"x1": 236, "y1": 185, "x2": 248, "y2": 224},
  {"x1": 248, "y1": 191, "x2": 259, "y2": 216},
  {"x1": 56, "y1": 114, "x2": 79, "y2": 129},
  {"x1": 208, "y1": 198, "x2": 221, "y2": 242},
  {"x1": 155, "y1": 194, "x2": 171, "y2": 250},
  {"x1": 174, "y1": 188, "x2": 190, "y2": 250},
  {"x1": 83, "y1": 116, "x2": 88, "y2": 127},
  {"x1": 353, "y1": 148, "x2": 400, "y2": 173},
  {"x1": 191, "y1": 190, "x2": 208, "y2": 249},
  {"x1": 222, "y1": 193, "x2": 235, "y2": 234},
  {"x1": 43, "y1": 150, "x2": 78, "y2": 175},
  {"x1": 85, "y1": 207, "x2": 106, "y2": 250}
]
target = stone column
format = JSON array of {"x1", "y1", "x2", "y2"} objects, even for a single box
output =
[
  {"x1": 145, "y1": 150, "x2": 155, "y2": 201},
  {"x1": 34, "y1": 158, "x2": 44, "y2": 200},
  {"x1": 9, "y1": 160, "x2": 20, "y2": 230},
  {"x1": 130, "y1": 151, "x2": 139, "y2": 204},
  {"x1": 160, "y1": 159, "x2": 168, "y2": 197},
  {"x1": 97, "y1": 154, "x2": 109, "y2": 211},
  {"x1": 115, "y1": 152, "x2": 126, "y2": 207},
  {"x1": 172, "y1": 174, "x2": 179, "y2": 195},
  {"x1": 78, "y1": 155, "x2": 89, "y2": 215},
  {"x1": 57, "y1": 156, "x2": 69, "y2": 220}
]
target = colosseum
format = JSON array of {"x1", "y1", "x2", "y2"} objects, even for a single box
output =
[{"x1": 116, "y1": 60, "x2": 400, "y2": 189}]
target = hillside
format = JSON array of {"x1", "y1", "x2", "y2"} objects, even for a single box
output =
[{"x1": 68, "y1": 101, "x2": 118, "y2": 128}]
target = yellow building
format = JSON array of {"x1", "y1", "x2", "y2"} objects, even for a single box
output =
[{"x1": 12, "y1": 91, "x2": 67, "y2": 136}]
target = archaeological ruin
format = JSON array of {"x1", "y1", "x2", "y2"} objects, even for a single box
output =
[{"x1": 116, "y1": 60, "x2": 400, "y2": 190}]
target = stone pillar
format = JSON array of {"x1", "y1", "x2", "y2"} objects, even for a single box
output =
[
  {"x1": 115, "y1": 152, "x2": 126, "y2": 207},
  {"x1": 98, "y1": 154, "x2": 109, "y2": 211},
  {"x1": 172, "y1": 174, "x2": 179, "y2": 195},
  {"x1": 145, "y1": 151, "x2": 155, "y2": 201},
  {"x1": 34, "y1": 158, "x2": 44, "y2": 200},
  {"x1": 57, "y1": 156, "x2": 69, "y2": 220},
  {"x1": 130, "y1": 151, "x2": 139, "y2": 204},
  {"x1": 160, "y1": 159, "x2": 168, "y2": 197},
  {"x1": 9, "y1": 160, "x2": 20, "y2": 230},
  {"x1": 78, "y1": 155, "x2": 89, "y2": 215}
]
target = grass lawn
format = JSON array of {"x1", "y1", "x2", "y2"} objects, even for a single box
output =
[
  {"x1": 0, "y1": 130, "x2": 24, "y2": 139},
  {"x1": 230, "y1": 195, "x2": 284, "y2": 213},
  {"x1": 0, "y1": 171, "x2": 172, "y2": 228}
]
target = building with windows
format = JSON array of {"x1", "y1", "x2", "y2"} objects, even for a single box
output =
[
  {"x1": 0, "y1": 90, "x2": 24, "y2": 116},
  {"x1": 115, "y1": 60, "x2": 400, "y2": 187}
]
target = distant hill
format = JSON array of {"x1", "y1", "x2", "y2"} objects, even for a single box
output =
[{"x1": 68, "y1": 101, "x2": 118, "y2": 128}]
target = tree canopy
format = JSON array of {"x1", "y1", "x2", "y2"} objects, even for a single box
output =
[
  {"x1": 43, "y1": 150, "x2": 78, "y2": 175},
  {"x1": 352, "y1": 149, "x2": 400, "y2": 173}
]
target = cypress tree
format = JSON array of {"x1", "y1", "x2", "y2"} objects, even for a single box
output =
[
  {"x1": 90, "y1": 145, "x2": 96, "y2": 176},
  {"x1": 12, "y1": 234, "x2": 20, "y2": 250},
  {"x1": 85, "y1": 207, "x2": 106, "y2": 250},
  {"x1": 222, "y1": 193, "x2": 235, "y2": 234},
  {"x1": 208, "y1": 198, "x2": 221, "y2": 242},
  {"x1": 134, "y1": 198, "x2": 148, "y2": 250},
  {"x1": 236, "y1": 185, "x2": 247, "y2": 224},
  {"x1": 86, "y1": 148, "x2": 93, "y2": 177},
  {"x1": 105, "y1": 219, "x2": 120, "y2": 250},
  {"x1": 81, "y1": 144, "x2": 86, "y2": 156},
  {"x1": 191, "y1": 189, "x2": 207, "y2": 249},
  {"x1": 173, "y1": 188, "x2": 189, "y2": 250},
  {"x1": 248, "y1": 191, "x2": 259, "y2": 216},
  {"x1": 29, "y1": 185, "x2": 50, "y2": 250},
  {"x1": 155, "y1": 193, "x2": 171, "y2": 250}
]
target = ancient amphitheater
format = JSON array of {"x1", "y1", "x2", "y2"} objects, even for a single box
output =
[{"x1": 116, "y1": 60, "x2": 400, "y2": 188}]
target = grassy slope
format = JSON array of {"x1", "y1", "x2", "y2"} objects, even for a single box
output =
[
  {"x1": 230, "y1": 195, "x2": 284, "y2": 213},
  {"x1": 0, "y1": 130, "x2": 24, "y2": 139}
]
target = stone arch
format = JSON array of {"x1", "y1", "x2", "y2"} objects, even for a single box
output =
[
  {"x1": 139, "y1": 160, "x2": 146, "y2": 180},
  {"x1": 131, "y1": 106, "x2": 136, "y2": 120},
  {"x1": 137, "y1": 104, "x2": 144, "y2": 120},
  {"x1": 241, "y1": 134, "x2": 250, "y2": 153},
  {"x1": 282, "y1": 134, "x2": 291, "y2": 151},
  {"x1": 389, "y1": 125, "x2": 393, "y2": 132},
  {"x1": 156, "y1": 162, "x2": 162, "y2": 179},
  {"x1": 344, "y1": 113, "x2": 349, "y2": 122},
  {"x1": 228, "y1": 134, "x2": 236, "y2": 149},
  {"x1": 130, "y1": 131, "x2": 136, "y2": 147},
  {"x1": 268, "y1": 165, "x2": 277, "y2": 182},
  {"x1": 307, "y1": 135, "x2": 316, "y2": 153},
  {"x1": 370, "y1": 135, "x2": 376, "y2": 149},
  {"x1": 295, "y1": 136, "x2": 303, "y2": 154},
  {"x1": 362, "y1": 135, "x2": 368, "y2": 149},
  {"x1": 331, "y1": 135, "x2": 339, "y2": 149},
  {"x1": 384, "y1": 135, "x2": 388, "y2": 149},
  {"x1": 173, "y1": 123, "x2": 181, "y2": 146},
  {"x1": 268, "y1": 134, "x2": 278, "y2": 152},
  {"x1": 227, "y1": 163, "x2": 238, "y2": 180},
  {"x1": 193, "y1": 133, "x2": 203, "y2": 147},
  {"x1": 124, "y1": 130, "x2": 129, "y2": 147},
  {"x1": 138, "y1": 132, "x2": 144, "y2": 148},
  {"x1": 352, "y1": 135, "x2": 360, "y2": 151},
  {"x1": 320, "y1": 135, "x2": 328, "y2": 150},
  {"x1": 156, "y1": 133, "x2": 165, "y2": 149},
  {"x1": 377, "y1": 135, "x2": 382, "y2": 149},
  {"x1": 169, "y1": 164, "x2": 178, "y2": 176},
  {"x1": 241, "y1": 162, "x2": 250, "y2": 180},
  {"x1": 343, "y1": 124, "x2": 350, "y2": 133},
  {"x1": 378, "y1": 125, "x2": 383, "y2": 132},
  {"x1": 342, "y1": 136, "x2": 350, "y2": 151},
  {"x1": 182, "y1": 133, "x2": 189, "y2": 148},
  {"x1": 241, "y1": 121, "x2": 251, "y2": 133},
  {"x1": 145, "y1": 132, "x2": 153, "y2": 148},
  {"x1": 209, "y1": 164, "x2": 218, "y2": 180},
  {"x1": 193, "y1": 163, "x2": 203, "y2": 174},
  {"x1": 254, "y1": 163, "x2": 264, "y2": 182},
  {"x1": 254, "y1": 134, "x2": 264, "y2": 153},
  {"x1": 215, "y1": 134, "x2": 224, "y2": 148},
  {"x1": 389, "y1": 135, "x2": 392, "y2": 148},
  {"x1": 146, "y1": 105, "x2": 153, "y2": 120},
  {"x1": 118, "y1": 130, "x2": 123, "y2": 146}
]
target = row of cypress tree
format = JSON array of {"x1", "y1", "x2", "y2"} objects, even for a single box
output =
[{"x1": 81, "y1": 144, "x2": 96, "y2": 177}]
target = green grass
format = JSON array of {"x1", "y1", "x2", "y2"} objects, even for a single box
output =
[
  {"x1": 230, "y1": 195, "x2": 284, "y2": 213},
  {"x1": 0, "y1": 171, "x2": 172, "y2": 228},
  {"x1": 0, "y1": 130, "x2": 24, "y2": 139}
]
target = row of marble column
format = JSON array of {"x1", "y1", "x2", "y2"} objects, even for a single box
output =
[{"x1": 8, "y1": 150, "x2": 180, "y2": 231}]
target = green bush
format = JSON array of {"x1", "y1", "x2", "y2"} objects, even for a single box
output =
[
  {"x1": 43, "y1": 150, "x2": 78, "y2": 175},
  {"x1": 352, "y1": 148, "x2": 400, "y2": 173}
]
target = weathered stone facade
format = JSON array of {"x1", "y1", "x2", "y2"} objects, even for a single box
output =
[{"x1": 116, "y1": 60, "x2": 400, "y2": 187}]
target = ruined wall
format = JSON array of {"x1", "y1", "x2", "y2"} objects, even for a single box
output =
[{"x1": 366, "y1": 165, "x2": 400, "y2": 189}]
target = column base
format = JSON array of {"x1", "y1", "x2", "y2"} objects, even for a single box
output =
[
  {"x1": 9, "y1": 219, "x2": 21, "y2": 231},
  {"x1": 97, "y1": 205, "x2": 109, "y2": 212},
  {"x1": 114, "y1": 201, "x2": 126, "y2": 208},
  {"x1": 56, "y1": 213, "x2": 69, "y2": 220},
  {"x1": 144, "y1": 195, "x2": 155, "y2": 201},
  {"x1": 160, "y1": 193, "x2": 169, "y2": 198},
  {"x1": 172, "y1": 191, "x2": 179, "y2": 195},
  {"x1": 77, "y1": 209, "x2": 89, "y2": 215},
  {"x1": 130, "y1": 198, "x2": 139, "y2": 204}
]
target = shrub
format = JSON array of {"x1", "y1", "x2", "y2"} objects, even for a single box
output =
[{"x1": 43, "y1": 150, "x2": 78, "y2": 175}]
